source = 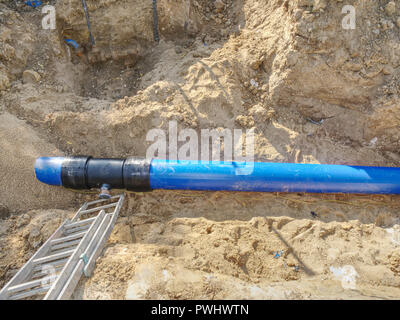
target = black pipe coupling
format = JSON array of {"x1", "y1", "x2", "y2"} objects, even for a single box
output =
[{"x1": 60, "y1": 156, "x2": 152, "y2": 192}]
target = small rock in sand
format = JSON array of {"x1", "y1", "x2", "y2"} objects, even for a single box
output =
[
  {"x1": 385, "y1": 2, "x2": 396, "y2": 16},
  {"x1": 214, "y1": 0, "x2": 225, "y2": 13},
  {"x1": 22, "y1": 70, "x2": 41, "y2": 84},
  {"x1": 0, "y1": 203, "x2": 9, "y2": 219}
]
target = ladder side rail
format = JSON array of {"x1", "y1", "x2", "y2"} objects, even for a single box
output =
[
  {"x1": 56, "y1": 259, "x2": 85, "y2": 300},
  {"x1": 44, "y1": 210, "x2": 106, "y2": 300},
  {"x1": 71, "y1": 202, "x2": 89, "y2": 222},
  {"x1": 83, "y1": 194, "x2": 125, "y2": 276},
  {"x1": 80, "y1": 215, "x2": 111, "y2": 267},
  {"x1": 109, "y1": 194, "x2": 124, "y2": 227},
  {"x1": 56, "y1": 214, "x2": 112, "y2": 300},
  {"x1": 83, "y1": 216, "x2": 114, "y2": 277}
]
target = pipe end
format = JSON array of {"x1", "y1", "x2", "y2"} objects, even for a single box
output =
[{"x1": 34, "y1": 157, "x2": 64, "y2": 186}]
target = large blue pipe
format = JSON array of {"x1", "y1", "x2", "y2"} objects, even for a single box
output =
[{"x1": 34, "y1": 157, "x2": 400, "y2": 194}]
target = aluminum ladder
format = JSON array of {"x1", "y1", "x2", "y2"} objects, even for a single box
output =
[{"x1": 0, "y1": 194, "x2": 125, "y2": 300}]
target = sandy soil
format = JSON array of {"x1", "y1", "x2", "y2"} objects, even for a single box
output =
[{"x1": 1, "y1": 0, "x2": 400, "y2": 299}]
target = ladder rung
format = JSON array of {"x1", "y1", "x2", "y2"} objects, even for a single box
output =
[
  {"x1": 65, "y1": 217, "x2": 96, "y2": 229},
  {"x1": 9, "y1": 285, "x2": 50, "y2": 300},
  {"x1": 31, "y1": 268, "x2": 62, "y2": 280},
  {"x1": 32, "y1": 258, "x2": 69, "y2": 273},
  {"x1": 51, "y1": 232, "x2": 86, "y2": 245},
  {"x1": 51, "y1": 239, "x2": 81, "y2": 252},
  {"x1": 45, "y1": 245, "x2": 79, "y2": 257},
  {"x1": 85, "y1": 196, "x2": 120, "y2": 206},
  {"x1": 33, "y1": 250, "x2": 75, "y2": 265},
  {"x1": 8, "y1": 275, "x2": 56, "y2": 294},
  {"x1": 49, "y1": 247, "x2": 79, "y2": 257},
  {"x1": 79, "y1": 203, "x2": 117, "y2": 215},
  {"x1": 63, "y1": 225, "x2": 91, "y2": 235}
]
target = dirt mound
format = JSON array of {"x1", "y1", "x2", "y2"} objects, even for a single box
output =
[
  {"x1": 74, "y1": 214, "x2": 400, "y2": 299},
  {"x1": 1, "y1": 0, "x2": 400, "y2": 299},
  {"x1": 0, "y1": 112, "x2": 76, "y2": 212}
]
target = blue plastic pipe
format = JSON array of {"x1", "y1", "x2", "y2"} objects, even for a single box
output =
[
  {"x1": 65, "y1": 39, "x2": 80, "y2": 49},
  {"x1": 150, "y1": 160, "x2": 400, "y2": 194},
  {"x1": 34, "y1": 157, "x2": 400, "y2": 194}
]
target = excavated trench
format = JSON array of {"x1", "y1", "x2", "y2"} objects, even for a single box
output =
[
  {"x1": 1, "y1": 0, "x2": 400, "y2": 299},
  {"x1": 53, "y1": 0, "x2": 242, "y2": 101}
]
